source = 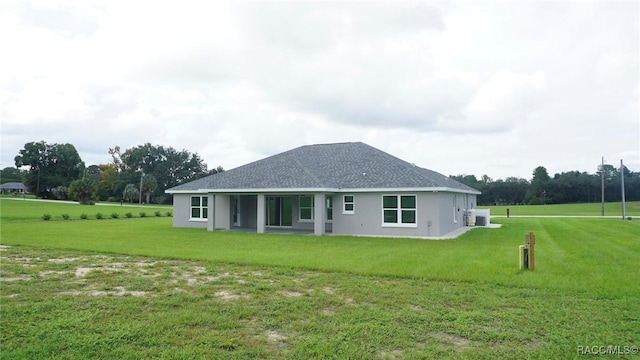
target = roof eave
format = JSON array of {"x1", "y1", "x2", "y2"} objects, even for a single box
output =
[{"x1": 166, "y1": 187, "x2": 481, "y2": 195}]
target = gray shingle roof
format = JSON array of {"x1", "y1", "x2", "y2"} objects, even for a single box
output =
[
  {"x1": 0, "y1": 182, "x2": 27, "y2": 190},
  {"x1": 166, "y1": 142, "x2": 480, "y2": 194}
]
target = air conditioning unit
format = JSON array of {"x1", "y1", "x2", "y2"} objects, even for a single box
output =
[{"x1": 466, "y1": 210, "x2": 476, "y2": 226}]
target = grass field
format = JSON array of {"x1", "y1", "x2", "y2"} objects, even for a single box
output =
[
  {"x1": 1, "y1": 199, "x2": 639, "y2": 359},
  {"x1": 488, "y1": 201, "x2": 640, "y2": 217}
]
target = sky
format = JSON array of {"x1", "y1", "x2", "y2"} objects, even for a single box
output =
[{"x1": 1, "y1": 0, "x2": 638, "y2": 181}]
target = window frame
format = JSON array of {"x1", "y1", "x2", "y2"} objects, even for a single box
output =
[
  {"x1": 299, "y1": 195, "x2": 314, "y2": 221},
  {"x1": 342, "y1": 195, "x2": 355, "y2": 214},
  {"x1": 381, "y1": 194, "x2": 417, "y2": 228},
  {"x1": 189, "y1": 195, "x2": 208, "y2": 221},
  {"x1": 453, "y1": 195, "x2": 458, "y2": 223}
]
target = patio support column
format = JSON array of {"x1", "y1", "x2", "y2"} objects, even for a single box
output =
[
  {"x1": 314, "y1": 193, "x2": 325, "y2": 236},
  {"x1": 256, "y1": 194, "x2": 265, "y2": 234},
  {"x1": 207, "y1": 193, "x2": 215, "y2": 232},
  {"x1": 214, "y1": 194, "x2": 231, "y2": 230}
]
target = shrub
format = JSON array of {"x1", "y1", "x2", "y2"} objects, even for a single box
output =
[
  {"x1": 62, "y1": 214, "x2": 71, "y2": 220},
  {"x1": 80, "y1": 213, "x2": 88, "y2": 220},
  {"x1": 69, "y1": 178, "x2": 98, "y2": 204},
  {"x1": 125, "y1": 212, "x2": 133, "y2": 218},
  {"x1": 51, "y1": 186, "x2": 68, "y2": 200},
  {"x1": 111, "y1": 213, "x2": 119, "y2": 219},
  {"x1": 107, "y1": 197, "x2": 118, "y2": 203},
  {"x1": 123, "y1": 184, "x2": 139, "y2": 203},
  {"x1": 155, "y1": 211, "x2": 162, "y2": 217},
  {"x1": 42, "y1": 213, "x2": 52, "y2": 221},
  {"x1": 139, "y1": 212, "x2": 146, "y2": 218},
  {"x1": 96, "y1": 213, "x2": 103, "y2": 220},
  {"x1": 165, "y1": 211, "x2": 172, "y2": 217}
]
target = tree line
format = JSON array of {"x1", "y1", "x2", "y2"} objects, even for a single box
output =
[
  {"x1": 452, "y1": 165, "x2": 640, "y2": 206},
  {"x1": 3, "y1": 140, "x2": 638, "y2": 206},
  {"x1": 5, "y1": 141, "x2": 222, "y2": 204}
]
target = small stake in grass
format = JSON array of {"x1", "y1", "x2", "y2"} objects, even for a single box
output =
[{"x1": 519, "y1": 232, "x2": 536, "y2": 271}]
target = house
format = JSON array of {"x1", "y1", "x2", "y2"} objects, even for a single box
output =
[
  {"x1": 0, "y1": 182, "x2": 28, "y2": 194},
  {"x1": 165, "y1": 142, "x2": 481, "y2": 238}
]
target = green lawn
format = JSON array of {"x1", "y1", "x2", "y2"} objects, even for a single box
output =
[
  {"x1": 1, "y1": 199, "x2": 639, "y2": 359},
  {"x1": 0, "y1": 198, "x2": 171, "y2": 221},
  {"x1": 488, "y1": 201, "x2": 640, "y2": 217}
]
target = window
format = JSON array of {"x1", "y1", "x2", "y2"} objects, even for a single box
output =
[
  {"x1": 190, "y1": 196, "x2": 208, "y2": 220},
  {"x1": 326, "y1": 196, "x2": 333, "y2": 221},
  {"x1": 299, "y1": 195, "x2": 314, "y2": 221},
  {"x1": 382, "y1": 195, "x2": 416, "y2": 227},
  {"x1": 343, "y1": 195, "x2": 354, "y2": 214}
]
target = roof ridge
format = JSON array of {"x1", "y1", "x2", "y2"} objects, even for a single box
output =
[{"x1": 291, "y1": 154, "x2": 326, "y2": 188}]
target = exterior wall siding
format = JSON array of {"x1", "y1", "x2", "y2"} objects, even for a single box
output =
[
  {"x1": 173, "y1": 191, "x2": 477, "y2": 238},
  {"x1": 332, "y1": 192, "x2": 443, "y2": 237},
  {"x1": 214, "y1": 195, "x2": 231, "y2": 230},
  {"x1": 172, "y1": 193, "x2": 207, "y2": 229}
]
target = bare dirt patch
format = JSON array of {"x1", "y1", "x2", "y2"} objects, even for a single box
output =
[
  {"x1": 214, "y1": 290, "x2": 248, "y2": 301},
  {"x1": 281, "y1": 290, "x2": 304, "y2": 298},
  {"x1": 59, "y1": 287, "x2": 148, "y2": 297},
  {"x1": 75, "y1": 268, "x2": 93, "y2": 277},
  {"x1": 431, "y1": 332, "x2": 472, "y2": 348},
  {"x1": 1, "y1": 275, "x2": 32, "y2": 282},
  {"x1": 48, "y1": 257, "x2": 82, "y2": 263},
  {"x1": 322, "y1": 287, "x2": 335, "y2": 295},
  {"x1": 379, "y1": 349, "x2": 404, "y2": 359},
  {"x1": 39, "y1": 270, "x2": 72, "y2": 277},
  {"x1": 266, "y1": 331, "x2": 288, "y2": 342}
]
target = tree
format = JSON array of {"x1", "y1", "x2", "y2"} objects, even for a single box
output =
[
  {"x1": 527, "y1": 166, "x2": 550, "y2": 204},
  {"x1": 14, "y1": 141, "x2": 85, "y2": 198},
  {"x1": 118, "y1": 143, "x2": 211, "y2": 203},
  {"x1": 97, "y1": 164, "x2": 119, "y2": 201},
  {"x1": 122, "y1": 184, "x2": 139, "y2": 203},
  {"x1": 450, "y1": 174, "x2": 480, "y2": 190},
  {"x1": 85, "y1": 165, "x2": 102, "y2": 182},
  {"x1": 68, "y1": 178, "x2": 98, "y2": 204},
  {"x1": 0, "y1": 167, "x2": 24, "y2": 184},
  {"x1": 141, "y1": 174, "x2": 158, "y2": 204}
]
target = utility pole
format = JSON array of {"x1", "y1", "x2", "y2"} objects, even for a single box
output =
[
  {"x1": 600, "y1": 157, "x2": 605, "y2": 216},
  {"x1": 621, "y1": 159, "x2": 626, "y2": 220}
]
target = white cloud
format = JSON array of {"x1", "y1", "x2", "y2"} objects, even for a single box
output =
[{"x1": 0, "y1": 0, "x2": 638, "y2": 180}]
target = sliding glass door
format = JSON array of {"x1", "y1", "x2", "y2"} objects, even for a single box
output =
[{"x1": 266, "y1": 196, "x2": 292, "y2": 227}]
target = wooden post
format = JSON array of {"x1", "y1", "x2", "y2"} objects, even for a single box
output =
[{"x1": 527, "y1": 232, "x2": 535, "y2": 271}]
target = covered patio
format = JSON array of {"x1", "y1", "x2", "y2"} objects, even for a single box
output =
[{"x1": 205, "y1": 193, "x2": 334, "y2": 236}]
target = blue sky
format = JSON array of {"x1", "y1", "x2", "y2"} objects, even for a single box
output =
[{"x1": 1, "y1": 0, "x2": 638, "y2": 180}]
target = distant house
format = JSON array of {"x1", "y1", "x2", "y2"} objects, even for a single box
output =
[
  {"x1": 0, "y1": 182, "x2": 27, "y2": 194},
  {"x1": 165, "y1": 142, "x2": 481, "y2": 238}
]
